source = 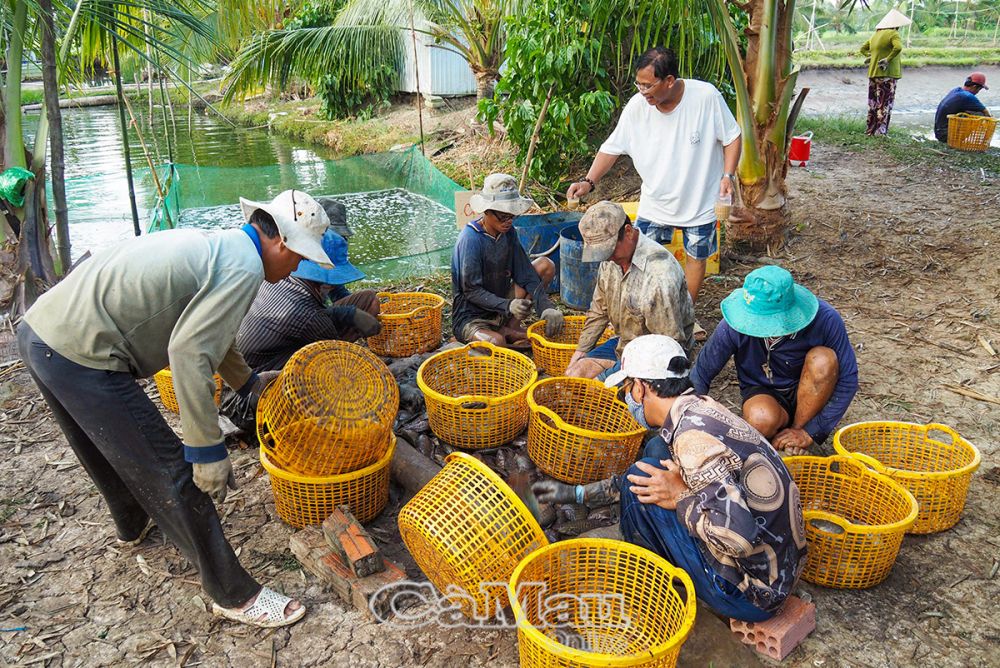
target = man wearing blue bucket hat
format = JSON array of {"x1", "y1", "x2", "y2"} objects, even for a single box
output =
[
  {"x1": 235, "y1": 228, "x2": 381, "y2": 373},
  {"x1": 691, "y1": 266, "x2": 858, "y2": 455}
]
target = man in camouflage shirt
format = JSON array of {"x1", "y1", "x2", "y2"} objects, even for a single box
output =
[{"x1": 536, "y1": 335, "x2": 806, "y2": 621}]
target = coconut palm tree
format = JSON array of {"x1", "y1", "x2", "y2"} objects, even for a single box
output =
[
  {"x1": 708, "y1": 0, "x2": 809, "y2": 249},
  {"x1": 223, "y1": 0, "x2": 519, "y2": 105},
  {"x1": 1, "y1": 0, "x2": 214, "y2": 312}
]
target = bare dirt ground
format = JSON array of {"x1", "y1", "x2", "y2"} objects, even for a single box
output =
[{"x1": 1, "y1": 141, "x2": 998, "y2": 667}]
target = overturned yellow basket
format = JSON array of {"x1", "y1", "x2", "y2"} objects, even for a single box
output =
[
  {"x1": 256, "y1": 341, "x2": 398, "y2": 476},
  {"x1": 153, "y1": 368, "x2": 222, "y2": 414},
  {"x1": 784, "y1": 455, "x2": 917, "y2": 589},
  {"x1": 833, "y1": 421, "x2": 980, "y2": 534},
  {"x1": 417, "y1": 342, "x2": 538, "y2": 449},
  {"x1": 367, "y1": 292, "x2": 445, "y2": 358},
  {"x1": 398, "y1": 452, "x2": 548, "y2": 619},
  {"x1": 260, "y1": 434, "x2": 395, "y2": 528},
  {"x1": 527, "y1": 377, "x2": 645, "y2": 484},
  {"x1": 509, "y1": 538, "x2": 696, "y2": 667}
]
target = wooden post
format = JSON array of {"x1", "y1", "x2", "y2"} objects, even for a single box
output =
[
  {"x1": 519, "y1": 85, "x2": 555, "y2": 194},
  {"x1": 408, "y1": 1, "x2": 426, "y2": 156},
  {"x1": 39, "y1": 0, "x2": 70, "y2": 273}
]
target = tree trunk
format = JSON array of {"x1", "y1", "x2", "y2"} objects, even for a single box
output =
[
  {"x1": 113, "y1": 42, "x2": 143, "y2": 237},
  {"x1": 39, "y1": 0, "x2": 71, "y2": 274},
  {"x1": 712, "y1": 0, "x2": 800, "y2": 252},
  {"x1": 474, "y1": 70, "x2": 497, "y2": 101}
]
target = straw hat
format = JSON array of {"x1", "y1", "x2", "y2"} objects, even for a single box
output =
[{"x1": 876, "y1": 8, "x2": 912, "y2": 30}]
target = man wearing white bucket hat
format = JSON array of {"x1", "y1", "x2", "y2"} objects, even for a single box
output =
[
  {"x1": 452, "y1": 173, "x2": 564, "y2": 347},
  {"x1": 18, "y1": 189, "x2": 332, "y2": 629},
  {"x1": 535, "y1": 335, "x2": 806, "y2": 621},
  {"x1": 860, "y1": 8, "x2": 911, "y2": 136}
]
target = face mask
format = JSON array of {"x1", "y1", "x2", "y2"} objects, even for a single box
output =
[{"x1": 625, "y1": 391, "x2": 650, "y2": 430}]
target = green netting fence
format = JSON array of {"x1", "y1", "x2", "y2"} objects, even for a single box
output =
[{"x1": 146, "y1": 146, "x2": 464, "y2": 280}]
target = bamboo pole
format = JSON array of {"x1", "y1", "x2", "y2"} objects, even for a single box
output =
[
  {"x1": 39, "y1": 0, "x2": 71, "y2": 273},
  {"x1": 113, "y1": 40, "x2": 142, "y2": 237},
  {"x1": 408, "y1": 1, "x2": 426, "y2": 156},
  {"x1": 519, "y1": 85, "x2": 554, "y2": 194}
]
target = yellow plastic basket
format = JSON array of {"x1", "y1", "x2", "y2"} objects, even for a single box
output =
[
  {"x1": 833, "y1": 421, "x2": 980, "y2": 534},
  {"x1": 256, "y1": 341, "x2": 398, "y2": 476},
  {"x1": 947, "y1": 113, "x2": 997, "y2": 152},
  {"x1": 527, "y1": 317, "x2": 614, "y2": 376},
  {"x1": 397, "y1": 452, "x2": 548, "y2": 619},
  {"x1": 784, "y1": 455, "x2": 918, "y2": 589},
  {"x1": 509, "y1": 538, "x2": 696, "y2": 667},
  {"x1": 260, "y1": 434, "x2": 395, "y2": 528},
  {"x1": 417, "y1": 342, "x2": 538, "y2": 449},
  {"x1": 153, "y1": 368, "x2": 222, "y2": 414},
  {"x1": 367, "y1": 292, "x2": 445, "y2": 358},
  {"x1": 527, "y1": 378, "x2": 645, "y2": 484}
]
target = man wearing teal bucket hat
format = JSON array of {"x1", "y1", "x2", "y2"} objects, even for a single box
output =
[
  {"x1": 236, "y1": 228, "x2": 381, "y2": 373},
  {"x1": 691, "y1": 266, "x2": 858, "y2": 455}
]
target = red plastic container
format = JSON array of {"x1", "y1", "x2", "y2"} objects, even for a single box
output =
[{"x1": 788, "y1": 132, "x2": 813, "y2": 167}]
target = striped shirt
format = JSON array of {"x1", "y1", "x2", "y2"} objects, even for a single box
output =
[{"x1": 236, "y1": 278, "x2": 343, "y2": 370}]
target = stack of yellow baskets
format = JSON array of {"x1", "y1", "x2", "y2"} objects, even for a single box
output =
[{"x1": 256, "y1": 341, "x2": 399, "y2": 527}]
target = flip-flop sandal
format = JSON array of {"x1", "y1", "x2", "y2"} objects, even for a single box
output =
[
  {"x1": 212, "y1": 586, "x2": 306, "y2": 628},
  {"x1": 116, "y1": 519, "x2": 155, "y2": 547}
]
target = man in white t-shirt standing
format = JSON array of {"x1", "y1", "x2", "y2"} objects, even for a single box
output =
[{"x1": 567, "y1": 47, "x2": 741, "y2": 318}]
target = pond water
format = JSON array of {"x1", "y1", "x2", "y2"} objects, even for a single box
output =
[{"x1": 22, "y1": 105, "x2": 458, "y2": 275}]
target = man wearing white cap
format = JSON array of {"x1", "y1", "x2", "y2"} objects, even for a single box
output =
[
  {"x1": 535, "y1": 335, "x2": 806, "y2": 621},
  {"x1": 452, "y1": 173, "x2": 564, "y2": 346},
  {"x1": 17, "y1": 189, "x2": 332, "y2": 629},
  {"x1": 860, "y1": 9, "x2": 911, "y2": 136}
]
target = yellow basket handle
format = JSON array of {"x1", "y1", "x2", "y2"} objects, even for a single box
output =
[
  {"x1": 825, "y1": 455, "x2": 869, "y2": 479},
  {"x1": 842, "y1": 451, "x2": 887, "y2": 474},
  {"x1": 463, "y1": 341, "x2": 499, "y2": 357},
  {"x1": 923, "y1": 423, "x2": 958, "y2": 446},
  {"x1": 533, "y1": 403, "x2": 568, "y2": 430},
  {"x1": 804, "y1": 510, "x2": 851, "y2": 535},
  {"x1": 457, "y1": 394, "x2": 497, "y2": 410}
]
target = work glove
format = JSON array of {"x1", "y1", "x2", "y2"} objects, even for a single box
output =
[
  {"x1": 353, "y1": 309, "x2": 382, "y2": 337},
  {"x1": 508, "y1": 298, "x2": 533, "y2": 320},
  {"x1": 532, "y1": 480, "x2": 578, "y2": 505},
  {"x1": 193, "y1": 456, "x2": 237, "y2": 503},
  {"x1": 245, "y1": 370, "x2": 281, "y2": 411},
  {"x1": 877, "y1": 58, "x2": 888, "y2": 71},
  {"x1": 540, "y1": 308, "x2": 565, "y2": 338}
]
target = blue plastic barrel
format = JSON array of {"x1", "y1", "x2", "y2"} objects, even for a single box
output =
[
  {"x1": 513, "y1": 212, "x2": 581, "y2": 294},
  {"x1": 559, "y1": 224, "x2": 602, "y2": 311}
]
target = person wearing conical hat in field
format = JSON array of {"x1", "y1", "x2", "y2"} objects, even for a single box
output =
[
  {"x1": 689, "y1": 267, "x2": 859, "y2": 456},
  {"x1": 860, "y1": 8, "x2": 912, "y2": 136},
  {"x1": 451, "y1": 173, "x2": 564, "y2": 348}
]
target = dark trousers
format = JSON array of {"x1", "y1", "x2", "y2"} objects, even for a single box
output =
[
  {"x1": 18, "y1": 325, "x2": 260, "y2": 608},
  {"x1": 620, "y1": 457, "x2": 772, "y2": 622}
]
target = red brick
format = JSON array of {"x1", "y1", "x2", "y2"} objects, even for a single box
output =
[
  {"x1": 730, "y1": 596, "x2": 816, "y2": 661},
  {"x1": 323, "y1": 506, "x2": 384, "y2": 577},
  {"x1": 350, "y1": 558, "x2": 408, "y2": 622}
]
